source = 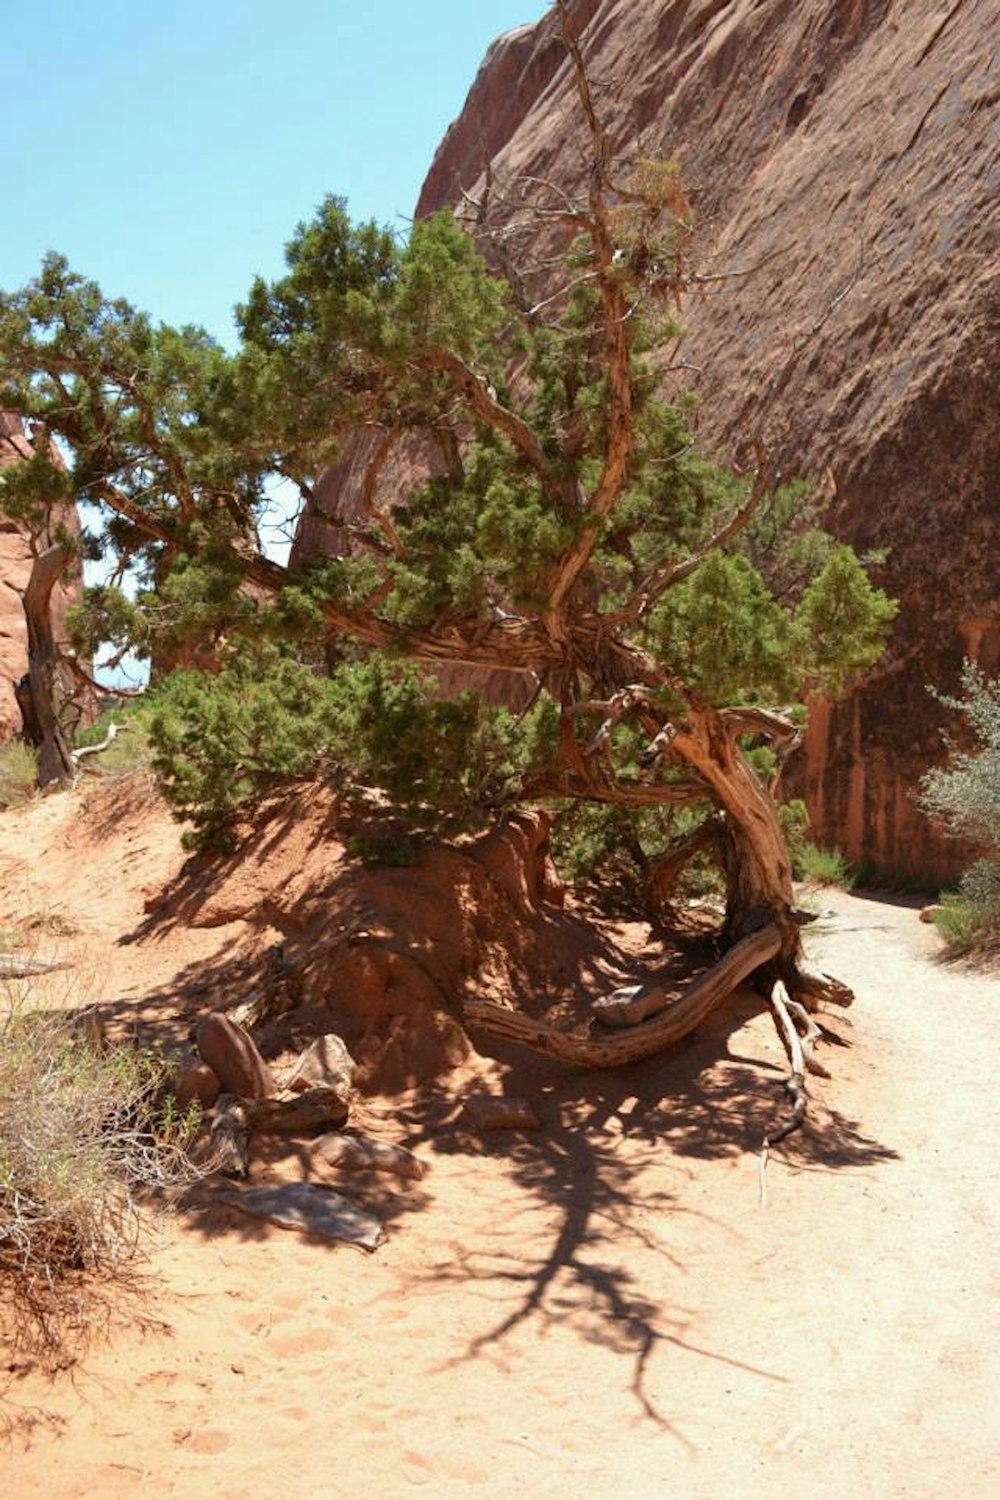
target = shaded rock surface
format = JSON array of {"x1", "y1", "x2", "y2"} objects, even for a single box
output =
[
  {"x1": 195, "y1": 1012, "x2": 275, "y2": 1100},
  {"x1": 304, "y1": 0, "x2": 999, "y2": 880}
]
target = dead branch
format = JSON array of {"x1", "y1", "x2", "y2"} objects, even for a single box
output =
[
  {"x1": 765, "y1": 979, "x2": 808, "y2": 1148},
  {"x1": 466, "y1": 922, "x2": 781, "y2": 1066}
]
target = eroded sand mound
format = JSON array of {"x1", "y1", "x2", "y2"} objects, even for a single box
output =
[{"x1": 0, "y1": 773, "x2": 686, "y2": 1093}]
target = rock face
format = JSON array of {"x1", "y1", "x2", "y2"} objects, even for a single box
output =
[
  {"x1": 410, "y1": 0, "x2": 999, "y2": 880},
  {"x1": 0, "y1": 413, "x2": 86, "y2": 742}
]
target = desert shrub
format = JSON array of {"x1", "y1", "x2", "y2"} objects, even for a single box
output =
[
  {"x1": 0, "y1": 1005, "x2": 201, "y2": 1360},
  {"x1": 921, "y1": 663, "x2": 1000, "y2": 950},
  {"x1": 794, "y1": 841, "x2": 856, "y2": 889},
  {"x1": 0, "y1": 739, "x2": 37, "y2": 808}
]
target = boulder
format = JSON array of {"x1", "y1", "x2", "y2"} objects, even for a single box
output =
[
  {"x1": 195, "y1": 1012, "x2": 274, "y2": 1100},
  {"x1": 173, "y1": 1054, "x2": 221, "y2": 1111}
]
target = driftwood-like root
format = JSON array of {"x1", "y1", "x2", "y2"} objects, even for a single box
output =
[
  {"x1": 765, "y1": 980, "x2": 808, "y2": 1148},
  {"x1": 794, "y1": 963, "x2": 855, "y2": 1011},
  {"x1": 466, "y1": 923, "x2": 782, "y2": 1067}
]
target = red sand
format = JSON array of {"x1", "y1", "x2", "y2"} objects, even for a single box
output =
[{"x1": 2, "y1": 776, "x2": 997, "y2": 1497}]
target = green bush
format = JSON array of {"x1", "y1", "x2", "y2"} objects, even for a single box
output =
[
  {"x1": 794, "y1": 841, "x2": 856, "y2": 889},
  {"x1": 921, "y1": 663, "x2": 1000, "y2": 950}
]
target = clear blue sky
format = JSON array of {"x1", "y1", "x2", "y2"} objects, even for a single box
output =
[{"x1": 3, "y1": 1, "x2": 540, "y2": 345}]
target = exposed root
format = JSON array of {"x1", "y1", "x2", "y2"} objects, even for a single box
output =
[
  {"x1": 466, "y1": 923, "x2": 782, "y2": 1067},
  {"x1": 760, "y1": 980, "x2": 809, "y2": 1205},
  {"x1": 795, "y1": 963, "x2": 855, "y2": 1011}
]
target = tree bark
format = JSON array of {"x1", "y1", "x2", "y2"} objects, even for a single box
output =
[
  {"x1": 466, "y1": 922, "x2": 782, "y2": 1066},
  {"x1": 21, "y1": 542, "x2": 75, "y2": 789}
]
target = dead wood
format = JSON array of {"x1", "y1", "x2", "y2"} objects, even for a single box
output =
[
  {"x1": 242, "y1": 1087, "x2": 349, "y2": 1135},
  {"x1": 0, "y1": 953, "x2": 72, "y2": 978},
  {"x1": 208, "y1": 1096, "x2": 250, "y2": 1179},
  {"x1": 764, "y1": 980, "x2": 808, "y2": 1148},
  {"x1": 466, "y1": 923, "x2": 781, "y2": 1067}
]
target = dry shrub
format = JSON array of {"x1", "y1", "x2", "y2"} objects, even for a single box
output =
[{"x1": 0, "y1": 1000, "x2": 201, "y2": 1363}]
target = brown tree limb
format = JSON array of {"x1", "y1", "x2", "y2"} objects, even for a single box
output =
[
  {"x1": 22, "y1": 541, "x2": 76, "y2": 788},
  {"x1": 466, "y1": 922, "x2": 781, "y2": 1067}
]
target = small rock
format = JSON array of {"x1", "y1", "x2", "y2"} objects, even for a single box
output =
[
  {"x1": 310, "y1": 1132, "x2": 425, "y2": 1180},
  {"x1": 196, "y1": 1013, "x2": 274, "y2": 1100},
  {"x1": 286, "y1": 1032, "x2": 356, "y2": 1101},
  {"x1": 465, "y1": 1095, "x2": 541, "y2": 1132},
  {"x1": 919, "y1": 904, "x2": 942, "y2": 924}
]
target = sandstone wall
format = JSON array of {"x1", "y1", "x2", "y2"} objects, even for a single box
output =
[{"x1": 412, "y1": 0, "x2": 1000, "y2": 880}]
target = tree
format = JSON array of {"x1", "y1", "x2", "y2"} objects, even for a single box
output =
[{"x1": 0, "y1": 7, "x2": 895, "y2": 1111}]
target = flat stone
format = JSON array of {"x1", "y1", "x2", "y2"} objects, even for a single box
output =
[
  {"x1": 213, "y1": 1182, "x2": 384, "y2": 1251},
  {"x1": 465, "y1": 1094, "x2": 541, "y2": 1132},
  {"x1": 196, "y1": 1012, "x2": 274, "y2": 1100},
  {"x1": 310, "y1": 1132, "x2": 425, "y2": 1180}
]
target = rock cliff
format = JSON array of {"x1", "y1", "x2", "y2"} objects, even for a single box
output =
[{"x1": 411, "y1": 0, "x2": 999, "y2": 880}]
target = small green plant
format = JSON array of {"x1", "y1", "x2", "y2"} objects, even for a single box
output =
[
  {"x1": 930, "y1": 862, "x2": 1000, "y2": 955},
  {"x1": 920, "y1": 663, "x2": 1000, "y2": 952},
  {"x1": 794, "y1": 841, "x2": 856, "y2": 889},
  {"x1": 0, "y1": 1004, "x2": 202, "y2": 1361},
  {"x1": 0, "y1": 738, "x2": 38, "y2": 807},
  {"x1": 346, "y1": 832, "x2": 420, "y2": 867}
]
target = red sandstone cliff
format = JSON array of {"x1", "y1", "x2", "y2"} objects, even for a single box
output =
[{"x1": 409, "y1": 0, "x2": 999, "y2": 880}]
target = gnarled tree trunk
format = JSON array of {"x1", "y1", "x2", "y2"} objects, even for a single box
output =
[{"x1": 21, "y1": 541, "x2": 75, "y2": 789}]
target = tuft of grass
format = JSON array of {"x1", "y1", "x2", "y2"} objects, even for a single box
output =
[
  {"x1": 0, "y1": 739, "x2": 38, "y2": 808},
  {"x1": 794, "y1": 841, "x2": 856, "y2": 889},
  {"x1": 932, "y1": 889, "x2": 1000, "y2": 956},
  {"x1": 0, "y1": 1001, "x2": 202, "y2": 1363}
]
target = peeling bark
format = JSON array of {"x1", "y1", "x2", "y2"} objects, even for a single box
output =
[{"x1": 21, "y1": 542, "x2": 75, "y2": 789}]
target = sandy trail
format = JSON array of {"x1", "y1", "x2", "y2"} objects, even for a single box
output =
[{"x1": 2, "y1": 788, "x2": 997, "y2": 1498}]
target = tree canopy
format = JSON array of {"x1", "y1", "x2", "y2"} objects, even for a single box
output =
[{"x1": 0, "y1": 6, "x2": 896, "y2": 1070}]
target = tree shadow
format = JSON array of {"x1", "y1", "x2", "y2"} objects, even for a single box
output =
[{"x1": 367, "y1": 989, "x2": 898, "y2": 1433}]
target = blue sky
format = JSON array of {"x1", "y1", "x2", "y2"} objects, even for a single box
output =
[{"x1": 3, "y1": 1, "x2": 540, "y2": 345}]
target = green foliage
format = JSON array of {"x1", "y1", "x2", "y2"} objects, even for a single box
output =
[
  {"x1": 920, "y1": 663, "x2": 1000, "y2": 851},
  {"x1": 793, "y1": 841, "x2": 856, "y2": 889},
  {"x1": 931, "y1": 877, "x2": 1000, "y2": 955},
  {"x1": 791, "y1": 546, "x2": 898, "y2": 695},
  {"x1": 0, "y1": 166, "x2": 897, "y2": 864},
  {"x1": 346, "y1": 833, "x2": 420, "y2": 867},
  {"x1": 648, "y1": 550, "x2": 793, "y2": 701},
  {"x1": 920, "y1": 663, "x2": 1000, "y2": 950},
  {"x1": 147, "y1": 642, "x2": 559, "y2": 847}
]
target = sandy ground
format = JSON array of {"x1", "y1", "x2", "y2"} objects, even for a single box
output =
[{"x1": 2, "y1": 777, "x2": 998, "y2": 1499}]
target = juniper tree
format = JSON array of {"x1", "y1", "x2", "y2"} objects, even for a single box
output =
[{"x1": 0, "y1": 6, "x2": 895, "y2": 1083}]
